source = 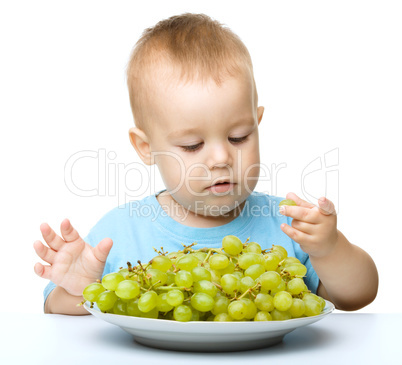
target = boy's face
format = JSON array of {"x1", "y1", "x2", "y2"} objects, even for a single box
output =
[{"x1": 131, "y1": 69, "x2": 264, "y2": 218}]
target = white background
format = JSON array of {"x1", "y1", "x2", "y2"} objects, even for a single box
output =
[{"x1": 1, "y1": 0, "x2": 401, "y2": 314}]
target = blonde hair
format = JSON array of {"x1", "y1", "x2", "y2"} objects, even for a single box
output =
[{"x1": 126, "y1": 13, "x2": 257, "y2": 133}]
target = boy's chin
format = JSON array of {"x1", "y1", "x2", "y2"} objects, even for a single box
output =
[{"x1": 192, "y1": 198, "x2": 248, "y2": 217}]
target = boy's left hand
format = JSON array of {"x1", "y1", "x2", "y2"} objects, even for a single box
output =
[{"x1": 279, "y1": 192, "x2": 338, "y2": 258}]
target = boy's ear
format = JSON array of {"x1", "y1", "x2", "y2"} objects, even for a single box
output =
[
  {"x1": 128, "y1": 127, "x2": 153, "y2": 165},
  {"x1": 257, "y1": 106, "x2": 264, "y2": 125}
]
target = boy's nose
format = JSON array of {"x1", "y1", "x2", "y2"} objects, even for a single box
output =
[{"x1": 207, "y1": 143, "x2": 233, "y2": 169}]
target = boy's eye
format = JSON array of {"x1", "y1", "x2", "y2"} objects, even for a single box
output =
[
  {"x1": 181, "y1": 143, "x2": 203, "y2": 152},
  {"x1": 229, "y1": 135, "x2": 249, "y2": 144},
  {"x1": 180, "y1": 136, "x2": 249, "y2": 153}
]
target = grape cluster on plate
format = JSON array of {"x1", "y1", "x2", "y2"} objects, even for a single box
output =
[{"x1": 82, "y1": 235, "x2": 326, "y2": 322}]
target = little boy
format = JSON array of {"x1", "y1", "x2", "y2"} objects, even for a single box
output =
[{"x1": 33, "y1": 13, "x2": 378, "y2": 315}]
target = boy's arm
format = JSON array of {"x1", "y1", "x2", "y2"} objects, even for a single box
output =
[
  {"x1": 280, "y1": 193, "x2": 378, "y2": 311},
  {"x1": 313, "y1": 230, "x2": 378, "y2": 311},
  {"x1": 45, "y1": 286, "x2": 89, "y2": 315}
]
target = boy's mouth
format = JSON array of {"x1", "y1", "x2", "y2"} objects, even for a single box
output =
[{"x1": 206, "y1": 180, "x2": 235, "y2": 192}]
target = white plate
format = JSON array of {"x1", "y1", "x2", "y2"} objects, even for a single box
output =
[{"x1": 84, "y1": 300, "x2": 334, "y2": 352}]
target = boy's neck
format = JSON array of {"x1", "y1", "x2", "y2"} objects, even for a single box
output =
[{"x1": 156, "y1": 191, "x2": 247, "y2": 228}]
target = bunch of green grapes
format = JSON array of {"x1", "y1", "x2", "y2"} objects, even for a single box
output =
[{"x1": 81, "y1": 199, "x2": 325, "y2": 322}]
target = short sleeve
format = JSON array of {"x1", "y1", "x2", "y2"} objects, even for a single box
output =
[{"x1": 302, "y1": 255, "x2": 320, "y2": 294}]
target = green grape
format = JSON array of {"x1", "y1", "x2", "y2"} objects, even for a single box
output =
[
  {"x1": 254, "y1": 311, "x2": 272, "y2": 321},
  {"x1": 175, "y1": 270, "x2": 193, "y2": 287},
  {"x1": 222, "y1": 235, "x2": 243, "y2": 256},
  {"x1": 240, "y1": 298, "x2": 258, "y2": 320},
  {"x1": 151, "y1": 255, "x2": 172, "y2": 272},
  {"x1": 126, "y1": 299, "x2": 143, "y2": 317},
  {"x1": 191, "y1": 293, "x2": 215, "y2": 312},
  {"x1": 303, "y1": 293, "x2": 326, "y2": 310},
  {"x1": 238, "y1": 253, "x2": 263, "y2": 270},
  {"x1": 220, "y1": 274, "x2": 239, "y2": 295},
  {"x1": 302, "y1": 293, "x2": 320, "y2": 302},
  {"x1": 173, "y1": 305, "x2": 192, "y2": 322},
  {"x1": 263, "y1": 253, "x2": 280, "y2": 271},
  {"x1": 303, "y1": 299, "x2": 322, "y2": 316},
  {"x1": 258, "y1": 271, "x2": 282, "y2": 291},
  {"x1": 214, "y1": 313, "x2": 232, "y2": 322},
  {"x1": 287, "y1": 278, "x2": 306, "y2": 295},
  {"x1": 283, "y1": 263, "x2": 307, "y2": 277},
  {"x1": 167, "y1": 251, "x2": 185, "y2": 261},
  {"x1": 239, "y1": 276, "x2": 255, "y2": 294},
  {"x1": 209, "y1": 254, "x2": 229, "y2": 270},
  {"x1": 211, "y1": 296, "x2": 230, "y2": 315},
  {"x1": 156, "y1": 293, "x2": 174, "y2": 312},
  {"x1": 113, "y1": 299, "x2": 127, "y2": 315},
  {"x1": 166, "y1": 272, "x2": 176, "y2": 285},
  {"x1": 83, "y1": 283, "x2": 105, "y2": 302},
  {"x1": 244, "y1": 242, "x2": 262, "y2": 254},
  {"x1": 280, "y1": 257, "x2": 301, "y2": 266},
  {"x1": 318, "y1": 296, "x2": 326, "y2": 310},
  {"x1": 115, "y1": 280, "x2": 141, "y2": 300},
  {"x1": 190, "y1": 308, "x2": 201, "y2": 321},
  {"x1": 192, "y1": 251, "x2": 208, "y2": 262},
  {"x1": 96, "y1": 291, "x2": 118, "y2": 312},
  {"x1": 270, "y1": 279, "x2": 287, "y2": 295},
  {"x1": 288, "y1": 298, "x2": 305, "y2": 318},
  {"x1": 141, "y1": 307, "x2": 159, "y2": 319},
  {"x1": 254, "y1": 293, "x2": 274, "y2": 312},
  {"x1": 193, "y1": 280, "x2": 218, "y2": 298},
  {"x1": 138, "y1": 291, "x2": 158, "y2": 313},
  {"x1": 232, "y1": 271, "x2": 244, "y2": 280},
  {"x1": 118, "y1": 268, "x2": 130, "y2": 279},
  {"x1": 278, "y1": 199, "x2": 297, "y2": 207},
  {"x1": 218, "y1": 261, "x2": 235, "y2": 275},
  {"x1": 176, "y1": 254, "x2": 199, "y2": 271},
  {"x1": 102, "y1": 272, "x2": 124, "y2": 291},
  {"x1": 166, "y1": 289, "x2": 184, "y2": 307},
  {"x1": 271, "y1": 245, "x2": 288, "y2": 260},
  {"x1": 146, "y1": 268, "x2": 168, "y2": 288},
  {"x1": 228, "y1": 300, "x2": 247, "y2": 320},
  {"x1": 273, "y1": 291, "x2": 293, "y2": 311},
  {"x1": 191, "y1": 267, "x2": 212, "y2": 282},
  {"x1": 244, "y1": 264, "x2": 265, "y2": 280},
  {"x1": 271, "y1": 309, "x2": 292, "y2": 321},
  {"x1": 209, "y1": 269, "x2": 222, "y2": 283}
]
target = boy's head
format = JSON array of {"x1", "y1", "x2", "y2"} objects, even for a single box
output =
[{"x1": 127, "y1": 13, "x2": 264, "y2": 218}]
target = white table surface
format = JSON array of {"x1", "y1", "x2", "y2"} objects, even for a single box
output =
[{"x1": 1, "y1": 313, "x2": 400, "y2": 365}]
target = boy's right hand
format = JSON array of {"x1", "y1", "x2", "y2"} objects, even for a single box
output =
[{"x1": 33, "y1": 219, "x2": 113, "y2": 297}]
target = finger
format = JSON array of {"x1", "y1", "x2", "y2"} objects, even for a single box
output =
[
  {"x1": 40, "y1": 223, "x2": 65, "y2": 251},
  {"x1": 34, "y1": 262, "x2": 52, "y2": 280},
  {"x1": 318, "y1": 197, "x2": 337, "y2": 215},
  {"x1": 286, "y1": 192, "x2": 316, "y2": 209},
  {"x1": 33, "y1": 240, "x2": 56, "y2": 264},
  {"x1": 280, "y1": 205, "x2": 320, "y2": 224},
  {"x1": 280, "y1": 223, "x2": 312, "y2": 245},
  {"x1": 60, "y1": 218, "x2": 82, "y2": 243},
  {"x1": 291, "y1": 219, "x2": 315, "y2": 235},
  {"x1": 93, "y1": 238, "x2": 113, "y2": 263}
]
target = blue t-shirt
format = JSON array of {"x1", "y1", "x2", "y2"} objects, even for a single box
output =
[{"x1": 43, "y1": 191, "x2": 319, "y2": 304}]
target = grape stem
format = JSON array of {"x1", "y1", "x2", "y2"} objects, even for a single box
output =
[
  {"x1": 156, "y1": 285, "x2": 191, "y2": 292},
  {"x1": 234, "y1": 282, "x2": 261, "y2": 301},
  {"x1": 202, "y1": 248, "x2": 224, "y2": 263},
  {"x1": 147, "y1": 279, "x2": 161, "y2": 291},
  {"x1": 181, "y1": 242, "x2": 197, "y2": 253}
]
